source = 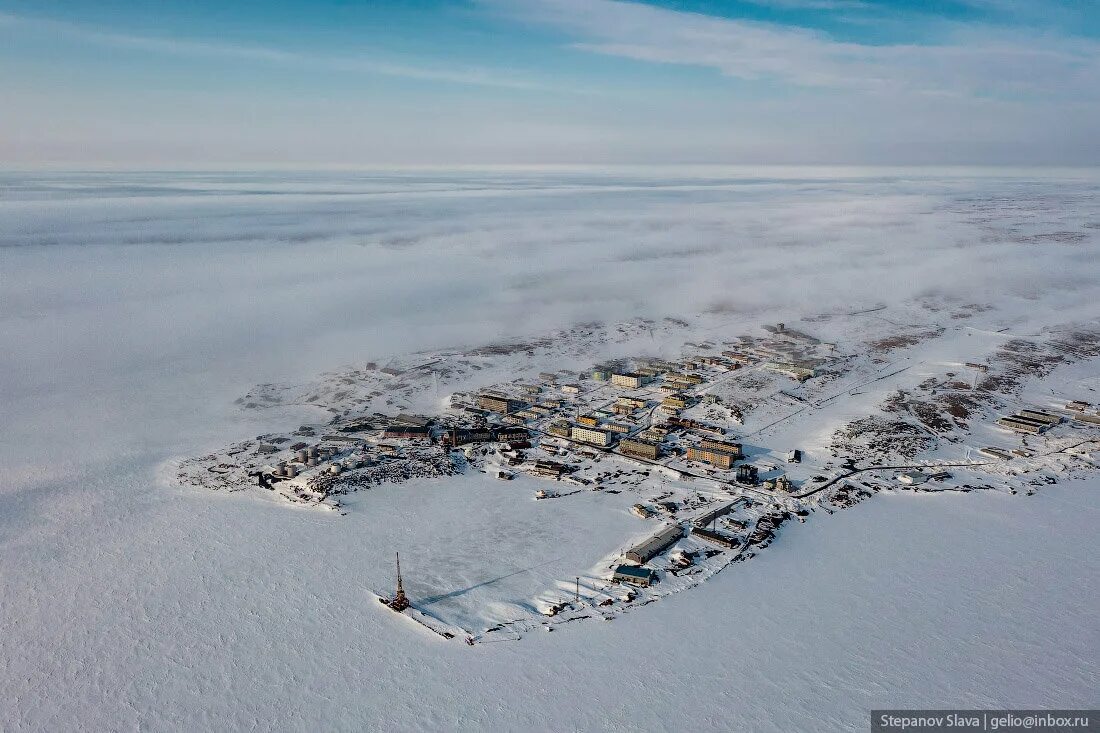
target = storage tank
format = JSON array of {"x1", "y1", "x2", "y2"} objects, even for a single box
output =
[{"x1": 284, "y1": 464, "x2": 297, "y2": 478}]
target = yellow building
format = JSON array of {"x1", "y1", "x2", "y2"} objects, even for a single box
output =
[
  {"x1": 686, "y1": 446, "x2": 736, "y2": 469},
  {"x1": 699, "y1": 438, "x2": 743, "y2": 459},
  {"x1": 620, "y1": 439, "x2": 659, "y2": 459},
  {"x1": 611, "y1": 373, "x2": 645, "y2": 389},
  {"x1": 662, "y1": 394, "x2": 688, "y2": 410}
]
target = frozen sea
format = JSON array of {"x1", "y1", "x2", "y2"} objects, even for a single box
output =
[{"x1": 1, "y1": 168, "x2": 1097, "y2": 731}]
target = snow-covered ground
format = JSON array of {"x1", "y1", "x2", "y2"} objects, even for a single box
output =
[{"x1": 1, "y1": 168, "x2": 1097, "y2": 730}]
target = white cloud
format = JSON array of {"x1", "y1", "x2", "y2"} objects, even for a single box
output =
[
  {"x1": 490, "y1": 0, "x2": 1100, "y2": 99},
  {"x1": 0, "y1": 11, "x2": 550, "y2": 91}
]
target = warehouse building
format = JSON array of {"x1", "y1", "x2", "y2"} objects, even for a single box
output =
[
  {"x1": 571, "y1": 425, "x2": 614, "y2": 446},
  {"x1": 1018, "y1": 409, "x2": 1062, "y2": 426},
  {"x1": 692, "y1": 501, "x2": 736, "y2": 528},
  {"x1": 620, "y1": 438, "x2": 660, "y2": 460},
  {"x1": 692, "y1": 526, "x2": 741, "y2": 549},
  {"x1": 612, "y1": 565, "x2": 655, "y2": 587},
  {"x1": 996, "y1": 416, "x2": 1044, "y2": 435},
  {"x1": 624, "y1": 524, "x2": 683, "y2": 564}
]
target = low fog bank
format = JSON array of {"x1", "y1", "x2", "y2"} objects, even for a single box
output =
[{"x1": 1, "y1": 168, "x2": 1099, "y2": 484}]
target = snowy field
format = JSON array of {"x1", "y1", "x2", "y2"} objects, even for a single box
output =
[{"x1": 1, "y1": 168, "x2": 1098, "y2": 730}]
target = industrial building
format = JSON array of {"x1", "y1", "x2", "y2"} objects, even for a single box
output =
[
  {"x1": 624, "y1": 525, "x2": 683, "y2": 564},
  {"x1": 736, "y1": 464, "x2": 759, "y2": 484},
  {"x1": 763, "y1": 475, "x2": 793, "y2": 492},
  {"x1": 532, "y1": 460, "x2": 567, "y2": 478},
  {"x1": 383, "y1": 425, "x2": 432, "y2": 440},
  {"x1": 612, "y1": 565, "x2": 655, "y2": 587},
  {"x1": 611, "y1": 372, "x2": 646, "y2": 389},
  {"x1": 571, "y1": 425, "x2": 614, "y2": 446},
  {"x1": 620, "y1": 438, "x2": 660, "y2": 460}
]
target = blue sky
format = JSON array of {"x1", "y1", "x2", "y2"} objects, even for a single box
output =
[{"x1": 2, "y1": 0, "x2": 1098, "y2": 167}]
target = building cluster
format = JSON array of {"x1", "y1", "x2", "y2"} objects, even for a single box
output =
[
  {"x1": 1065, "y1": 401, "x2": 1100, "y2": 425},
  {"x1": 354, "y1": 338, "x2": 833, "y2": 500},
  {"x1": 996, "y1": 408, "x2": 1063, "y2": 435}
]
